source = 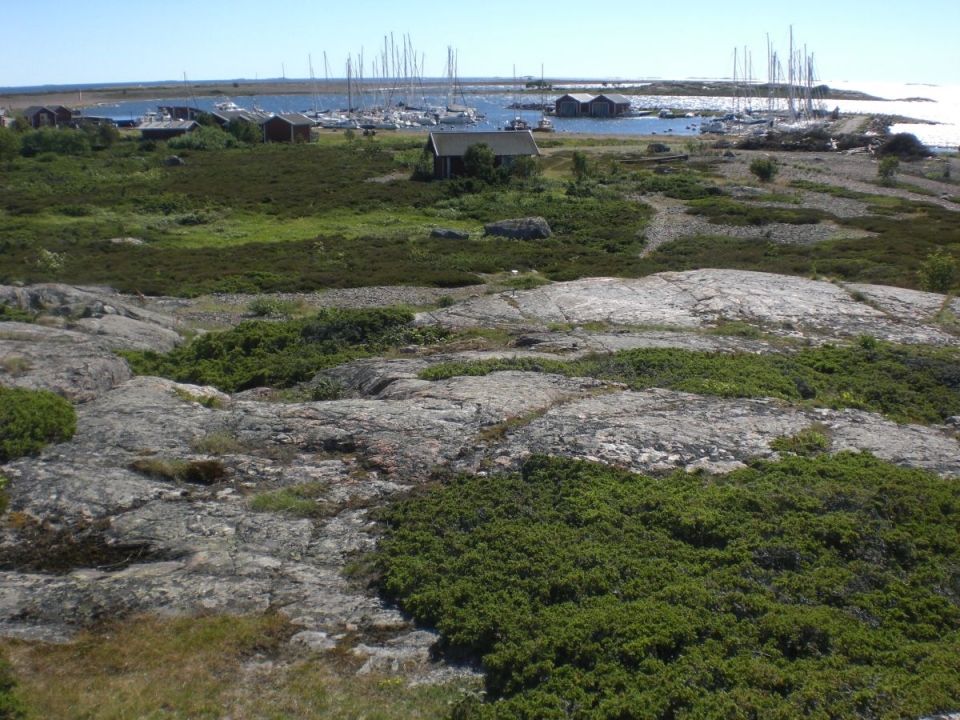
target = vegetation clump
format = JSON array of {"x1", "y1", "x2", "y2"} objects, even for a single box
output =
[
  {"x1": 376, "y1": 453, "x2": 960, "y2": 718},
  {"x1": 0, "y1": 387, "x2": 76, "y2": 462},
  {"x1": 917, "y1": 250, "x2": 959, "y2": 293},
  {"x1": 119, "y1": 307, "x2": 449, "y2": 392},
  {"x1": 419, "y1": 342, "x2": 960, "y2": 425},
  {"x1": 749, "y1": 156, "x2": 779, "y2": 182},
  {"x1": 877, "y1": 132, "x2": 930, "y2": 160},
  {"x1": 877, "y1": 155, "x2": 900, "y2": 184}
]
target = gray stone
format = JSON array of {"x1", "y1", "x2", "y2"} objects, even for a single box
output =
[
  {"x1": 430, "y1": 227, "x2": 470, "y2": 240},
  {"x1": 484, "y1": 216, "x2": 552, "y2": 240}
]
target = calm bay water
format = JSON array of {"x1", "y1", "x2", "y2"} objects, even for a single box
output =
[{"x1": 83, "y1": 80, "x2": 960, "y2": 150}]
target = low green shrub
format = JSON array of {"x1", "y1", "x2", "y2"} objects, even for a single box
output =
[
  {"x1": 686, "y1": 196, "x2": 827, "y2": 226},
  {"x1": 749, "y1": 156, "x2": 779, "y2": 182},
  {"x1": 917, "y1": 250, "x2": 959, "y2": 293},
  {"x1": 120, "y1": 307, "x2": 450, "y2": 392},
  {"x1": 0, "y1": 305, "x2": 33, "y2": 323},
  {"x1": 166, "y1": 126, "x2": 238, "y2": 151},
  {"x1": 769, "y1": 424, "x2": 831, "y2": 456},
  {"x1": 0, "y1": 387, "x2": 76, "y2": 462},
  {"x1": 419, "y1": 342, "x2": 960, "y2": 425},
  {"x1": 377, "y1": 453, "x2": 960, "y2": 718}
]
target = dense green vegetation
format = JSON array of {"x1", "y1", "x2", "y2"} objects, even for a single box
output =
[
  {"x1": 1, "y1": 131, "x2": 957, "y2": 295},
  {"x1": 0, "y1": 387, "x2": 77, "y2": 462},
  {"x1": 420, "y1": 342, "x2": 960, "y2": 425},
  {"x1": 376, "y1": 453, "x2": 960, "y2": 718},
  {"x1": 0, "y1": 134, "x2": 650, "y2": 295},
  {"x1": 120, "y1": 307, "x2": 448, "y2": 392}
]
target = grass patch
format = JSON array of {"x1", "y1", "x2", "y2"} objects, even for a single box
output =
[
  {"x1": 249, "y1": 483, "x2": 328, "y2": 517},
  {"x1": 375, "y1": 453, "x2": 960, "y2": 718},
  {"x1": 129, "y1": 457, "x2": 228, "y2": 485},
  {"x1": 2, "y1": 139, "x2": 957, "y2": 295},
  {"x1": 769, "y1": 423, "x2": 832, "y2": 456},
  {"x1": 1, "y1": 612, "x2": 468, "y2": 718},
  {"x1": 686, "y1": 196, "x2": 831, "y2": 226}
]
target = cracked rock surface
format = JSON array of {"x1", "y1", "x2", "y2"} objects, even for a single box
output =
[{"x1": 1, "y1": 270, "x2": 958, "y2": 683}]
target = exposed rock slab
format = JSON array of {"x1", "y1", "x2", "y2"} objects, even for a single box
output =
[
  {"x1": 1, "y1": 270, "x2": 958, "y2": 685},
  {"x1": 417, "y1": 270, "x2": 959, "y2": 346},
  {"x1": 0, "y1": 322, "x2": 133, "y2": 403}
]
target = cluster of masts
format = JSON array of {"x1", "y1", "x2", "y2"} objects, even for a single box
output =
[
  {"x1": 305, "y1": 36, "x2": 480, "y2": 130},
  {"x1": 709, "y1": 26, "x2": 829, "y2": 136}
]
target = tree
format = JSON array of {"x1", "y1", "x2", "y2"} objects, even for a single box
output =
[
  {"x1": 571, "y1": 150, "x2": 591, "y2": 182},
  {"x1": 463, "y1": 142, "x2": 496, "y2": 183},
  {"x1": 0, "y1": 127, "x2": 20, "y2": 166},
  {"x1": 917, "y1": 251, "x2": 958, "y2": 293},
  {"x1": 510, "y1": 155, "x2": 542, "y2": 182},
  {"x1": 749, "y1": 156, "x2": 778, "y2": 182},
  {"x1": 225, "y1": 119, "x2": 261, "y2": 144},
  {"x1": 877, "y1": 156, "x2": 900, "y2": 184}
]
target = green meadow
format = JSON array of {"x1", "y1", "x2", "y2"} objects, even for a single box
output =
[{"x1": 1, "y1": 128, "x2": 958, "y2": 295}]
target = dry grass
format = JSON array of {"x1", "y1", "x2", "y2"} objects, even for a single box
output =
[{"x1": 2, "y1": 613, "x2": 467, "y2": 719}]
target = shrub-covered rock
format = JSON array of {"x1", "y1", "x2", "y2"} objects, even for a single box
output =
[
  {"x1": 0, "y1": 387, "x2": 77, "y2": 462},
  {"x1": 877, "y1": 132, "x2": 929, "y2": 160}
]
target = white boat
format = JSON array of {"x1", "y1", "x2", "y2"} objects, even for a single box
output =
[
  {"x1": 532, "y1": 117, "x2": 555, "y2": 133},
  {"x1": 437, "y1": 109, "x2": 476, "y2": 125},
  {"x1": 214, "y1": 100, "x2": 243, "y2": 113},
  {"x1": 505, "y1": 116, "x2": 531, "y2": 131},
  {"x1": 531, "y1": 65, "x2": 556, "y2": 133}
]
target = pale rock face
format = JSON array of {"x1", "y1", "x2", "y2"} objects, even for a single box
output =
[{"x1": 1, "y1": 271, "x2": 957, "y2": 684}]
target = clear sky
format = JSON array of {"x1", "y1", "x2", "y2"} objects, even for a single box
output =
[{"x1": 1, "y1": 0, "x2": 957, "y2": 88}]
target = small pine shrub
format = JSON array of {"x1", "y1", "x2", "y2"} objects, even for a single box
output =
[
  {"x1": 749, "y1": 156, "x2": 779, "y2": 182},
  {"x1": 917, "y1": 251, "x2": 958, "y2": 293},
  {"x1": 878, "y1": 156, "x2": 900, "y2": 184},
  {"x1": 0, "y1": 387, "x2": 76, "y2": 462}
]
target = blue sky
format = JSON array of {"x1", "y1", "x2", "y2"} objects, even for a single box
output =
[{"x1": 2, "y1": 0, "x2": 957, "y2": 88}]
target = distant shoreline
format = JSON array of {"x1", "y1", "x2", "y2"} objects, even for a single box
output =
[{"x1": 1, "y1": 78, "x2": 889, "y2": 112}]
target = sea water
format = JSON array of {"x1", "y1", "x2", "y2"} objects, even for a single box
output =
[{"x1": 77, "y1": 80, "x2": 960, "y2": 150}]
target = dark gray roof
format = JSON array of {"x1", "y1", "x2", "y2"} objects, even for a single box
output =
[
  {"x1": 268, "y1": 112, "x2": 314, "y2": 126},
  {"x1": 139, "y1": 120, "x2": 199, "y2": 131},
  {"x1": 556, "y1": 93, "x2": 595, "y2": 104},
  {"x1": 213, "y1": 109, "x2": 272, "y2": 124},
  {"x1": 595, "y1": 93, "x2": 632, "y2": 105},
  {"x1": 427, "y1": 130, "x2": 540, "y2": 158}
]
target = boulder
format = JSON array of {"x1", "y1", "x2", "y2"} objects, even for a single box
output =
[
  {"x1": 163, "y1": 155, "x2": 185, "y2": 167},
  {"x1": 430, "y1": 227, "x2": 470, "y2": 240},
  {"x1": 484, "y1": 216, "x2": 552, "y2": 240}
]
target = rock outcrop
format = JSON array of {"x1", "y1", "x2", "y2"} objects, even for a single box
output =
[
  {"x1": 1, "y1": 271, "x2": 958, "y2": 683},
  {"x1": 483, "y1": 216, "x2": 552, "y2": 240}
]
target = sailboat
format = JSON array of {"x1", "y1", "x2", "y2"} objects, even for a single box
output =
[
  {"x1": 532, "y1": 65, "x2": 555, "y2": 133},
  {"x1": 436, "y1": 47, "x2": 477, "y2": 125}
]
